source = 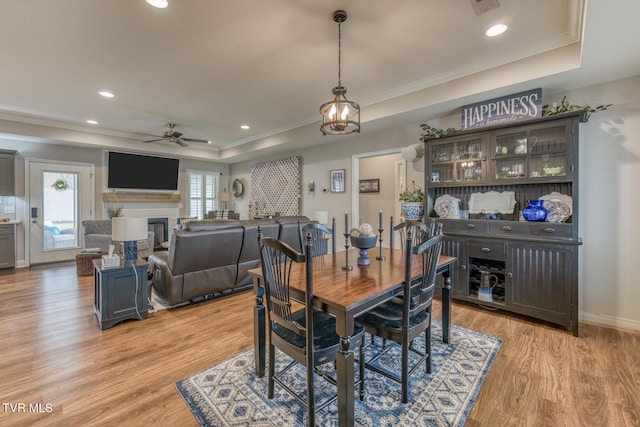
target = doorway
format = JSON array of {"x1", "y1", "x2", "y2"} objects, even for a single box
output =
[{"x1": 27, "y1": 160, "x2": 93, "y2": 265}]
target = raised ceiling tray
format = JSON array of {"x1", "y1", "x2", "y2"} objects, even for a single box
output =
[{"x1": 468, "y1": 191, "x2": 516, "y2": 214}]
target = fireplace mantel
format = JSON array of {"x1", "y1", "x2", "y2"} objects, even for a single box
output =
[{"x1": 102, "y1": 192, "x2": 181, "y2": 203}]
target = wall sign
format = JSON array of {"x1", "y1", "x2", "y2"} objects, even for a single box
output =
[{"x1": 461, "y1": 88, "x2": 542, "y2": 130}]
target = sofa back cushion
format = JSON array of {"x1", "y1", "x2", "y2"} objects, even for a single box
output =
[
  {"x1": 184, "y1": 219, "x2": 241, "y2": 232},
  {"x1": 238, "y1": 219, "x2": 279, "y2": 264},
  {"x1": 168, "y1": 226, "x2": 243, "y2": 276}
]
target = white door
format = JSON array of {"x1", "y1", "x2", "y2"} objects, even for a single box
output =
[{"x1": 28, "y1": 161, "x2": 93, "y2": 264}]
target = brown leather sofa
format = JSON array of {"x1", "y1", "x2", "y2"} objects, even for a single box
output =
[{"x1": 148, "y1": 216, "x2": 314, "y2": 306}]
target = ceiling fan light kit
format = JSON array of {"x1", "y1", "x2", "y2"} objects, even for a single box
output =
[
  {"x1": 319, "y1": 10, "x2": 360, "y2": 136},
  {"x1": 143, "y1": 123, "x2": 209, "y2": 147}
]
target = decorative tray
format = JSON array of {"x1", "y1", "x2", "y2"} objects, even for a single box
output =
[
  {"x1": 434, "y1": 194, "x2": 460, "y2": 219},
  {"x1": 468, "y1": 191, "x2": 516, "y2": 214},
  {"x1": 539, "y1": 192, "x2": 572, "y2": 222}
]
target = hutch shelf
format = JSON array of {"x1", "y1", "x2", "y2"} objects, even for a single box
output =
[{"x1": 424, "y1": 111, "x2": 584, "y2": 336}]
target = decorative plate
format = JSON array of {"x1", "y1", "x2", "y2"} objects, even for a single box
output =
[
  {"x1": 434, "y1": 194, "x2": 460, "y2": 219},
  {"x1": 539, "y1": 192, "x2": 572, "y2": 222},
  {"x1": 468, "y1": 191, "x2": 516, "y2": 214}
]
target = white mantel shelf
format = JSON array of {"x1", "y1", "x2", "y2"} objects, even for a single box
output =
[{"x1": 102, "y1": 192, "x2": 181, "y2": 203}]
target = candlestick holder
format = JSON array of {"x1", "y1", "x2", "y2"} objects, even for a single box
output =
[
  {"x1": 341, "y1": 232, "x2": 353, "y2": 271},
  {"x1": 376, "y1": 227, "x2": 386, "y2": 261}
]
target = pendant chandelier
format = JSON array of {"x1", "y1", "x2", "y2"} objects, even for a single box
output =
[{"x1": 320, "y1": 10, "x2": 360, "y2": 135}]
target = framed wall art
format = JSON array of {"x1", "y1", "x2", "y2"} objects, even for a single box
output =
[
  {"x1": 330, "y1": 169, "x2": 345, "y2": 193},
  {"x1": 359, "y1": 179, "x2": 380, "y2": 193}
]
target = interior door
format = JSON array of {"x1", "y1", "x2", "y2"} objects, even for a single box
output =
[{"x1": 28, "y1": 161, "x2": 93, "y2": 264}]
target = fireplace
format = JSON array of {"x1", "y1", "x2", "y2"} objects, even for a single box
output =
[{"x1": 148, "y1": 217, "x2": 169, "y2": 250}]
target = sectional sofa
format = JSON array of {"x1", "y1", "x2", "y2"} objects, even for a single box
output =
[{"x1": 148, "y1": 216, "x2": 321, "y2": 306}]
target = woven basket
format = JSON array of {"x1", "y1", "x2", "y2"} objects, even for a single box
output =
[{"x1": 76, "y1": 252, "x2": 105, "y2": 276}]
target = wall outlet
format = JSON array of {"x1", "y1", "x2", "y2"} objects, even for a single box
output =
[{"x1": 4, "y1": 206, "x2": 15, "y2": 214}]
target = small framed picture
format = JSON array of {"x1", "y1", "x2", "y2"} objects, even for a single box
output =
[
  {"x1": 359, "y1": 179, "x2": 380, "y2": 193},
  {"x1": 330, "y1": 169, "x2": 345, "y2": 193}
]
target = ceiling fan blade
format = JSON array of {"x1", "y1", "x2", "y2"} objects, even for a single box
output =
[
  {"x1": 171, "y1": 131, "x2": 183, "y2": 139},
  {"x1": 143, "y1": 138, "x2": 164, "y2": 143},
  {"x1": 175, "y1": 139, "x2": 189, "y2": 147},
  {"x1": 182, "y1": 138, "x2": 210, "y2": 143}
]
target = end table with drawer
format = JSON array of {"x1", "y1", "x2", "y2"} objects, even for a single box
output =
[{"x1": 93, "y1": 259, "x2": 149, "y2": 330}]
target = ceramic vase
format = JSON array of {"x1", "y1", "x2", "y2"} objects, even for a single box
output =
[{"x1": 522, "y1": 199, "x2": 547, "y2": 221}]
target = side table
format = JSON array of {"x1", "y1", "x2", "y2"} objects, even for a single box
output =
[{"x1": 93, "y1": 259, "x2": 149, "y2": 330}]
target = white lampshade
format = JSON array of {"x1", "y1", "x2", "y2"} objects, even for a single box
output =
[
  {"x1": 218, "y1": 191, "x2": 231, "y2": 202},
  {"x1": 401, "y1": 144, "x2": 425, "y2": 161},
  {"x1": 314, "y1": 211, "x2": 329, "y2": 225},
  {"x1": 112, "y1": 217, "x2": 148, "y2": 242}
]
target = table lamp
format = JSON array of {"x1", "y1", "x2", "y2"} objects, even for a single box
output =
[
  {"x1": 218, "y1": 191, "x2": 231, "y2": 210},
  {"x1": 112, "y1": 217, "x2": 148, "y2": 263}
]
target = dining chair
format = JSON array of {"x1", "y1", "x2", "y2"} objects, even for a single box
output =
[
  {"x1": 394, "y1": 218, "x2": 436, "y2": 251},
  {"x1": 298, "y1": 222, "x2": 335, "y2": 258},
  {"x1": 258, "y1": 231, "x2": 366, "y2": 426},
  {"x1": 355, "y1": 229, "x2": 445, "y2": 403}
]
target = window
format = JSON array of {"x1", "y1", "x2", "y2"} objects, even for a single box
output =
[{"x1": 187, "y1": 170, "x2": 220, "y2": 219}]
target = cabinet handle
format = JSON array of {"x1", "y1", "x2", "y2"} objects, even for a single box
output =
[
  {"x1": 481, "y1": 247, "x2": 491, "y2": 253},
  {"x1": 461, "y1": 265, "x2": 467, "y2": 271},
  {"x1": 543, "y1": 227, "x2": 556, "y2": 233},
  {"x1": 466, "y1": 223, "x2": 476, "y2": 229},
  {"x1": 507, "y1": 272, "x2": 513, "y2": 279},
  {"x1": 502, "y1": 226, "x2": 512, "y2": 231}
]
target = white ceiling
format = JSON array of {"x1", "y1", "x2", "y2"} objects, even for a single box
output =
[{"x1": 0, "y1": 0, "x2": 639, "y2": 163}]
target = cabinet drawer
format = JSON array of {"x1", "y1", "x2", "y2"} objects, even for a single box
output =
[
  {"x1": 439, "y1": 220, "x2": 488, "y2": 234},
  {"x1": 0, "y1": 225, "x2": 14, "y2": 236},
  {"x1": 469, "y1": 240, "x2": 505, "y2": 260},
  {"x1": 488, "y1": 222, "x2": 528, "y2": 235},
  {"x1": 528, "y1": 223, "x2": 572, "y2": 238}
]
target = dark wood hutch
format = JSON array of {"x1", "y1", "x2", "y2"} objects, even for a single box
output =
[{"x1": 424, "y1": 111, "x2": 584, "y2": 336}]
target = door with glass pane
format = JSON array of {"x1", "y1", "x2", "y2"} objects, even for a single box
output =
[{"x1": 28, "y1": 161, "x2": 93, "y2": 264}]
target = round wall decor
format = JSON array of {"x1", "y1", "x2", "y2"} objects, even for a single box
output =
[{"x1": 232, "y1": 179, "x2": 244, "y2": 197}]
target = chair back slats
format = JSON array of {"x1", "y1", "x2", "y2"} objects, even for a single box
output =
[
  {"x1": 394, "y1": 219, "x2": 436, "y2": 251},
  {"x1": 410, "y1": 234, "x2": 445, "y2": 314},
  {"x1": 259, "y1": 234, "x2": 307, "y2": 336},
  {"x1": 299, "y1": 222, "x2": 334, "y2": 257}
]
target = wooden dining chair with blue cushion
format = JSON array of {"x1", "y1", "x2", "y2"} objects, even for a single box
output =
[
  {"x1": 298, "y1": 222, "x2": 335, "y2": 258},
  {"x1": 258, "y1": 231, "x2": 366, "y2": 426},
  {"x1": 355, "y1": 229, "x2": 444, "y2": 403}
]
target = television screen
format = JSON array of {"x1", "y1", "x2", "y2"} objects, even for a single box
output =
[{"x1": 107, "y1": 151, "x2": 179, "y2": 191}]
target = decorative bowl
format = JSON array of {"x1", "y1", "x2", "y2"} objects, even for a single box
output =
[
  {"x1": 543, "y1": 166, "x2": 564, "y2": 176},
  {"x1": 350, "y1": 235, "x2": 377, "y2": 249}
]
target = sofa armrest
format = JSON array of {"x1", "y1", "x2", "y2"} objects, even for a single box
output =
[{"x1": 148, "y1": 251, "x2": 183, "y2": 306}]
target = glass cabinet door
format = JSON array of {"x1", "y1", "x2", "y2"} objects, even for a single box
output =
[
  {"x1": 493, "y1": 123, "x2": 569, "y2": 181},
  {"x1": 429, "y1": 137, "x2": 486, "y2": 185}
]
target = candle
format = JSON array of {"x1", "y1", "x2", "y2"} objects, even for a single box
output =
[
  {"x1": 379, "y1": 210, "x2": 383, "y2": 230},
  {"x1": 345, "y1": 212, "x2": 348, "y2": 234}
]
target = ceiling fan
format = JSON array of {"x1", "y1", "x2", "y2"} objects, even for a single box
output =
[{"x1": 143, "y1": 123, "x2": 210, "y2": 147}]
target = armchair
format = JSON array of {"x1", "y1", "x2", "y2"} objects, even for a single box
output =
[{"x1": 82, "y1": 219, "x2": 154, "y2": 259}]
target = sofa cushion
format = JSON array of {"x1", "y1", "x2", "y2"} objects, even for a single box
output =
[{"x1": 183, "y1": 219, "x2": 242, "y2": 232}]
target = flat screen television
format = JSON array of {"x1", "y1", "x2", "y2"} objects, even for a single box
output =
[{"x1": 107, "y1": 151, "x2": 180, "y2": 191}]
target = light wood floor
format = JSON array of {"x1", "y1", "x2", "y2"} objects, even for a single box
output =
[{"x1": 0, "y1": 266, "x2": 638, "y2": 427}]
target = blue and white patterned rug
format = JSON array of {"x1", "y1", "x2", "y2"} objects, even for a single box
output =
[{"x1": 176, "y1": 321, "x2": 502, "y2": 426}]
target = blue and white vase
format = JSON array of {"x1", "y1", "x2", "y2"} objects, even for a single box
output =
[
  {"x1": 401, "y1": 202, "x2": 425, "y2": 221},
  {"x1": 522, "y1": 200, "x2": 547, "y2": 221}
]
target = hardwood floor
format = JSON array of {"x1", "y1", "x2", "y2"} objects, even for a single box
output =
[{"x1": 1, "y1": 266, "x2": 638, "y2": 427}]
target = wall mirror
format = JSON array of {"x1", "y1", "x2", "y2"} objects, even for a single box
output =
[{"x1": 232, "y1": 178, "x2": 244, "y2": 197}]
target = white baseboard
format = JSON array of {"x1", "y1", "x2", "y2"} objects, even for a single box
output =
[{"x1": 580, "y1": 311, "x2": 640, "y2": 332}]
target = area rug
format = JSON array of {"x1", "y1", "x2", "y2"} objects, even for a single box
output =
[{"x1": 175, "y1": 321, "x2": 502, "y2": 426}]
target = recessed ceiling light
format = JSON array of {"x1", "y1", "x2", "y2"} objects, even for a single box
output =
[
  {"x1": 145, "y1": 0, "x2": 168, "y2": 8},
  {"x1": 485, "y1": 24, "x2": 508, "y2": 37},
  {"x1": 86, "y1": 120, "x2": 98, "y2": 125},
  {"x1": 240, "y1": 124, "x2": 250, "y2": 130},
  {"x1": 98, "y1": 91, "x2": 114, "y2": 98},
  {"x1": 207, "y1": 140, "x2": 212, "y2": 144}
]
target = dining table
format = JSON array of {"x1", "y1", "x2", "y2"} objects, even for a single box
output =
[{"x1": 249, "y1": 247, "x2": 456, "y2": 427}]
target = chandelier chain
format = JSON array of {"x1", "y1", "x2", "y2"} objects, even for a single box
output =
[{"x1": 337, "y1": 19, "x2": 342, "y2": 87}]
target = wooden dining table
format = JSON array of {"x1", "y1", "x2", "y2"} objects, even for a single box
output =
[{"x1": 249, "y1": 247, "x2": 456, "y2": 427}]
